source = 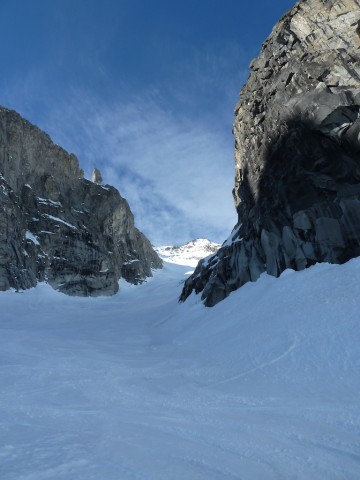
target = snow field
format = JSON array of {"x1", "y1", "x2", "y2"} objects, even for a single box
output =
[{"x1": 0, "y1": 256, "x2": 360, "y2": 479}]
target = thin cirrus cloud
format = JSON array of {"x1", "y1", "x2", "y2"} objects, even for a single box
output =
[
  {"x1": 0, "y1": 0, "x2": 296, "y2": 246},
  {"x1": 0, "y1": 40, "x2": 245, "y2": 246},
  {"x1": 42, "y1": 90, "x2": 238, "y2": 246}
]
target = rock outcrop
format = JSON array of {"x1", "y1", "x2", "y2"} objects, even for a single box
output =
[
  {"x1": 0, "y1": 107, "x2": 162, "y2": 295},
  {"x1": 181, "y1": 0, "x2": 360, "y2": 306}
]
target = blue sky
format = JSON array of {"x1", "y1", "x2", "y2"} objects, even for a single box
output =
[{"x1": 0, "y1": 0, "x2": 295, "y2": 245}]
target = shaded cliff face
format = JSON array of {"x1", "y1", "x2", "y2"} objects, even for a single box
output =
[
  {"x1": 181, "y1": 0, "x2": 360, "y2": 306},
  {"x1": 0, "y1": 107, "x2": 162, "y2": 295}
]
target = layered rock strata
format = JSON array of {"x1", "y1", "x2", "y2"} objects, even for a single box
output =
[
  {"x1": 181, "y1": 0, "x2": 360, "y2": 306},
  {"x1": 0, "y1": 107, "x2": 162, "y2": 295}
]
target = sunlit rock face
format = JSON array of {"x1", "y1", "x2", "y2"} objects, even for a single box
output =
[
  {"x1": 0, "y1": 107, "x2": 162, "y2": 295},
  {"x1": 181, "y1": 0, "x2": 360, "y2": 306}
]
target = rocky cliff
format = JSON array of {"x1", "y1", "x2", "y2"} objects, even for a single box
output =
[
  {"x1": 0, "y1": 107, "x2": 162, "y2": 295},
  {"x1": 181, "y1": 0, "x2": 360, "y2": 306}
]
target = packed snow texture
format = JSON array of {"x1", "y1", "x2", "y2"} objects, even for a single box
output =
[{"x1": 0, "y1": 252, "x2": 360, "y2": 479}]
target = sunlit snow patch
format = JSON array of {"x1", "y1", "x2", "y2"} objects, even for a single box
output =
[{"x1": 155, "y1": 238, "x2": 220, "y2": 268}]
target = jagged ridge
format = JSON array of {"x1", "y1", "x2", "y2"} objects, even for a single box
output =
[{"x1": 155, "y1": 239, "x2": 220, "y2": 267}]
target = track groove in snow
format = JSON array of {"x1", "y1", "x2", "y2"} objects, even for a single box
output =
[{"x1": 214, "y1": 337, "x2": 298, "y2": 385}]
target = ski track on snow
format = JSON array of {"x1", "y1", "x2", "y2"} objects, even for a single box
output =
[{"x1": 213, "y1": 337, "x2": 298, "y2": 385}]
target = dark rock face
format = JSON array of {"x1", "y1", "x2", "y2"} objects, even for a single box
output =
[
  {"x1": 181, "y1": 0, "x2": 360, "y2": 306},
  {"x1": 0, "y1": 107, "x2": 162, "y2": 295}
]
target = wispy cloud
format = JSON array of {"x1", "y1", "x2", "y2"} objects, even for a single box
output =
[
  {"x1": 1, "y1": 42, "x2": 246, "y2": 246},
  {"x1": 42, "y1": 91, "x2": 237, "y2": 245}
]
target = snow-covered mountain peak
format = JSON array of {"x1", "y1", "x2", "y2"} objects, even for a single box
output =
[{"x1": 155, "y1": 238, "x2": 220, "y2": 267}]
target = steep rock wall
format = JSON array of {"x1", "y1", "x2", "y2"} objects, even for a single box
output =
[
  {"x1": 181, "y1": 0, "x2": 360, "y2": 306},
  {"x1": 0, "y1": 107, "x2": 162, "y2": 295}
]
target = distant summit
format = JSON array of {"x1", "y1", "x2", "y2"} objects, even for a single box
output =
[
  {"x1": 0, "y1": 106, "x2": 162, "y2": 295},
  {"x1": 155, "y1": 239, "x2": 220, "y2": 268}
]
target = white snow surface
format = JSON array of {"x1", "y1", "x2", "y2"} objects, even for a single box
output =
[
  {"x1": 25, "y1": 231, "x2": 40, "y2": 246},
  {"x1": 155, "y1": 238, "x2": 220, "y2": 267},
  {"x1": 37, "y1": 197, "x2": 62, "y2": 207},
  {"x1": 0, "y1": 255, "x2": 360, "y2": 479},
  {"x1": 42, "y1": 214, "x2": 77, "y2": 230}
]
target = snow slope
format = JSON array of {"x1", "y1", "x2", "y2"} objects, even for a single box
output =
[
  {"x1": 155, "y1": 238, "x2": 220, "y2": 267},
  {"x1": 0, "y1": 253, "x2": 360, "y2": 479}
]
